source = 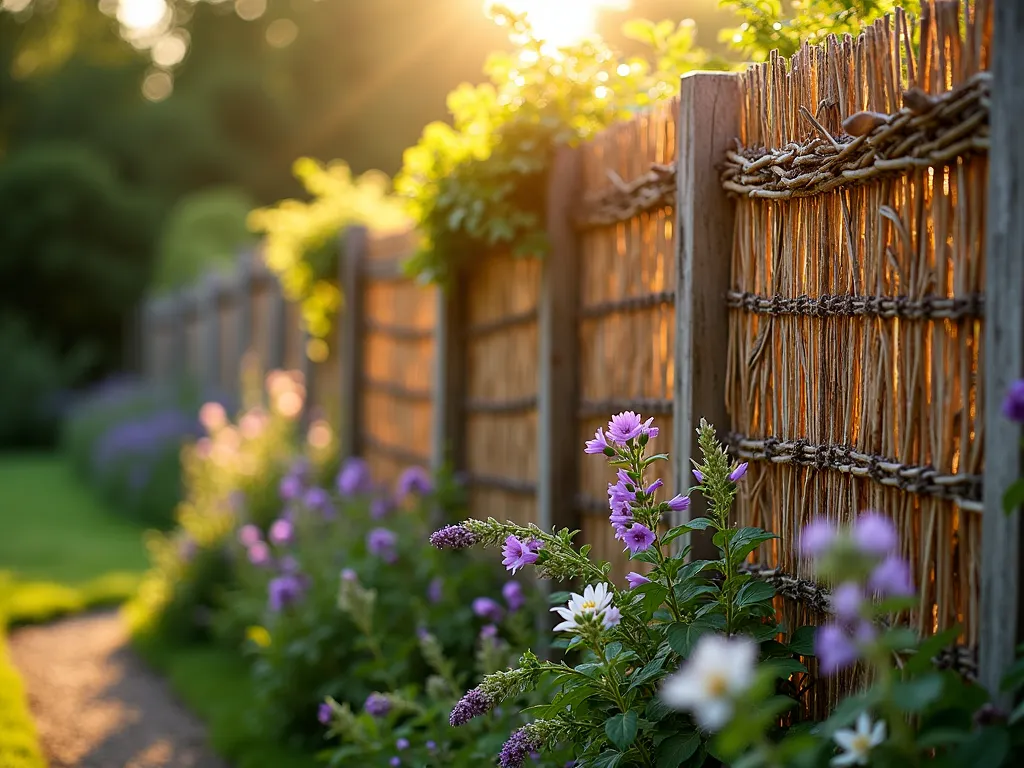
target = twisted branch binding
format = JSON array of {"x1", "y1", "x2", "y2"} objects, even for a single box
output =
[
  {"x1": 574, "y1": 163, "x2": 676, "y2": 229},
  {"x1": 726, "y1": 433, "x2": 982, "y2": 505},
  {"x1": 722, "y1": 72, "x2": 990, "y2": 199},
  {"x1": 726, "y1": 291, "x2": 984, "y2": 320}
]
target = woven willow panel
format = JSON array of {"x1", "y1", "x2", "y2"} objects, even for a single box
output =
[
  {"x1": 577, "y1": 99, "x2": 678, "y2": 584},
  {"x1": 726, "y1": 0, "x2": 989, "y2": 679},
  {"x1": 464, "y1": 253, "x2": 541, "y2": 527}
]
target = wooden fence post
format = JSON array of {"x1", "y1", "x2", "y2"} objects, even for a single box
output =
[
  {"x1": 339, "y1": 226, "x2": 367, "y2": 460},
  {"x1": 672, "y1": 71, "x2": 741, "y2": 559},
  {"x1": 267, "y1": 274, "x2": 288, "y2": 371},
  {"x1": 236, "y1": 251, "x2": 254, "y2": 372},
  {"x1": 981, "y1": 1, "x2": 1024, "y2": 701},
  {"x1": 431, "y1": 271, "x2": 467, "y2": 494},
  {"x1": 538, "y1": 146, "x2": 583, "y2": 537},
  {"x1": 200, "y1": 273, "x2": 222, "y2": 397},
  {"x1": 140, "y1": 300, "x2": 156, "y2": 382}
]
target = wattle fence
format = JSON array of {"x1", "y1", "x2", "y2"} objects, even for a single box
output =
[{"x1": 142, "y1": 0, "x2": 1024, "y2": 706}]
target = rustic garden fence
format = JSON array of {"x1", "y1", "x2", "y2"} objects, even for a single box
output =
[{"x1": 142, "y1": 0, "x2": 1024, "y2": 704}]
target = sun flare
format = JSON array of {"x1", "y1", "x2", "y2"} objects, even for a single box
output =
[
  {"x1": 491, "y1": 0, "x2": 631, "y2": 48},
  {"x1": 117, "y1": 0, "x2": 168, "y2": 32}
]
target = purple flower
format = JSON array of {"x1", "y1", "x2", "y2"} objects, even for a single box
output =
[
  {"x1": 428, "y1": 577, "x2": 444, "y2": 604},
  {"x1": 472, "y1": 597, "x2": 505, "y2": 623},
  {"x1": 480, "y1": 624, "x2": 499, "y2": 640},
  {"x1": 623, "y1": 524, "x2": 656, "y2": 554},
  {"x1": 397, "y1": 466, "x2": 432, "y2": 499},
  {"x1": 1003, "y1": 380, "x2": 1024, "y2": 423},
  {"x1": 584, "y1": 427, "x2": 609, "y2": 454},
  {"x1": 800, "y1": 518, "x2": 837, "y2": 558},
  {"x1": 645, "y1": 478, "x2": 663, "y2": 495},
  {"x1": 365, "y1": 693, "x2": 391, "y2": 717},
  {"x1": 606, "y1": 411, "x2": 645, "y2": 443},
  {"x1": 268, "y1": 574, "x2": 304, "y2": 612},
  {"x1": 426, "y1": 741, "x2": 437, "y2": 752},
  {"x1": 279, "y1": 555, "x2": 300, "y2": 574},
  {"x1": 499, "y1": 727, "x2": 541, "y2": 768},
  {"x1": 367, "y1": 528, "x2": 398, "y2": 561},
  {"x1": 692, "y1": 469, "x2": 704, "y2": 483},
  {"x1": 450, "y1": 688, "x2": 493, "y2": 726},
  {"x1": 416, "y1": 626, "x2": 431, "y2": 642},
  {"x1": 626, "y1": 572, "x2": 651, "y2": 589},
  {"x1": 304, "y1": 487, "x2": 333, "y2": 517},
  {"x1": 337, "y1": 457, "x2": 372, "y2": 495},
  {"x1": 869, "y1": 556, "x2": 915, "y2": 597},
  {"x1": 501, "y1": 535, "x2": 541, "y2": 574},
  {"x1": 239, "y1": 524, "x2": 262, "y2": 547},
  {"x1": 370, "y1": 497, "x2": 393, "y2": 520},
  {"x1": 389, "y1": 758, "x2": 400, "y2": 768},
  {"x1": 279, "y1": 474, "x2": 303, "y2": 500},
  {"x1": 729, "y1": 462, "x2": 749, "y2": 482},
  {"x1": 396, "y1": 738, "x2": 409, "y2": 751},
  {"x1": 430, "y1": 525, "x2": 479, "y2": 550},
  {"x1": 815, "y1": 624, "x2": 859, "y2": 674},
  {"x1": 667, "y1": 494, "x2": 690, "y2": 512},
  {"x1": 852, "y1": 512, "x2": 898, "y2": 557},
  {"x1": 269, "y1": 518, "x2": 293, "y2": 546},
  {"x1": 603, "y1": 606, "x2": 622, "y2": 627},
  {"x1": 318, "y1": 702, "x2": 332, "y2": 724},
  {"x1": 502, "y1": 581, "x2": 526, "y2": 612},
  {"x1": 341, "y1": 568, "x2": 358, "y2": 582},
  {"x1": 248, "y1": 541, "x2": 271, "y2": 566},
  {"x1": 831, "y1": 582, "x2": 863, "y2": 622}
]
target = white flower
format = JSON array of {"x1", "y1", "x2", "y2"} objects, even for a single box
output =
[
  {"x1": 550, "y1": 583, "x2": 614, "y2": 633},
  {"x1": 659, "y1": 634, "x2": 756, "y2": 731},
  {"x1": 831, "y1": 712, "x2": 886, "y2": 766}
]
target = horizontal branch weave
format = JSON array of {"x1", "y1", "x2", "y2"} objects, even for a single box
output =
[
  {"x1": 580, "y1": 291, "x2": 676, "y2": 320},
  {"x1": 578, "y1": 398, "x2": 673, "y2": 418},
  {"x1": 466, "y1": 397, "x2": 538, "y2": 415},
  {"x1": 466, "y1": 473, "x2": 537, "y2": 496},
  {"x1": 465, "y1": 309, "x2": 538, "y2": 339},
  {"x1": 362, "y1": 378, "x2": 432, "y2": 402},
  {"x1": 574, "y1": 163, "x2": 676, "y2": 229},
  {"x1": 722, "y1": 72, "x2": 990, "y2": 199},
  {"x1": 363, "y1": 319, "x2": 434, "y2": 341},
  {"x1": 727, "y1": 433, "x2": 982, "y2": 504},
  {"x1": 725, "y1": 291, "x2": 985, "y2": 320},
  {"x1": 575, "y1": 493, "x2": 609, "y2": 516},
  {"x1": 361, "y1": 435, "x2": 431, "y2": 467}
]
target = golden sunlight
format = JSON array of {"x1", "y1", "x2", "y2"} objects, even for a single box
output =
[
  {"x1": 491, "y1": 0, "x2": 631, "y2": 47},
  {"x1": 117, "y1": 0, "x2": 167, "y2": 32}
]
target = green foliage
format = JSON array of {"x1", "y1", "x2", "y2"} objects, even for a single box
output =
[
  {"x1": 248, "y1": 159, "x2": 409, "y2": 361},
  {"x1": 0, "y1": 591, "x2": 45, "y2": 768},
  {"x1": 720, "y1": 0, "x2": 917, "y2": 61},
  {"x1": 396, "y1": 8, "x2": 726, "y2": 284},
  {"x1": 155, "y1": 186, "x2": 257, "y2": 292}
]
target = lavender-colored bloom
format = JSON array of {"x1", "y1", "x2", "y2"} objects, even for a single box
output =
[
  {"x1": 606, "y1": 411, "x2": 645, "y2": 444},
  {"x1": 480, "y1": 624, "x2": 499, "y2": 640},
  {"x1": 645, "y1": 478, "x2": 663, "y2": 495},
  {"x1": 1003, "y1": 380, "x2": 1024, "y2": 423},
  {"x1": 389, "y1": 758, "x2": 400, "y2": 767},
  {"x1": 800, "y1": 519, "x2": 837, "y2": 558},
  {"x1": 499, "y1": 727, "x2": 541, "y2": 768},
  {"x1": 248, "y1": 541, "x2": 271, "y2": 566},
  {"x1": 565, "y1": 763, "x2": 577, "y2": 768},
  {"x1": 279, "y1": 555, "x2": 300, "y2": 574},
  {"x1": 416, "y1": 626, "x2": 431, "y2": 642},
  {"x1": 279, "y1": 474, "x2": 303, "y2": 501},
  {"x1": 318, "y1": 702, "x2": 332, "y2": 724},
  {"x1": 815, "y1": 624, "x2": 859, "y2": 674},
  {"x1": 303, "y1": 487, "x2": 333, "y2": 517},
  {"x1": 626, "y1": 572, "x2": 651, "y2": 589},
  {"x1": 396, "y1": 738, "x2": 410, "y2": 751},
  {"x1": 852, "y1": 512, "x2": 898, "y2": 557},
  {"x1": 268, "y1": 574, "x2": 304, "y2": 612},
  {"x1": 426, "y1": 741, "x2": 437, "y2": 752},
  {"x1": 450, "y1": 688, "x2": 493, "y2": 726},
  {"x1": 831, "y1": 582, "x2": 863, "y2": 622},
  {"x1": 472, "y1": 597, "x2": 505, "y2": 623},
  {"x1": 269, "y1": 518, "x2": 294, "y2": 546},
  {"x1": 584, "y1": 427, "x2": 609, "y2": 454},
  {"x1": 429, "y1": 525, "x2": 479, "y2": 550},
  {"x1": 397, "y1": 466, "x2": 432, "y2": 499},
  {"x1": 623, "y1": 524, "x2": 656, "y2": 554},
  {"x1": 667, "y1": 494, "x2": 690, "y2": 512},
  {"x1": 337, "y1": 457, "x2": 372, "y2": 495},
  {"x1": 341, "y1": 568, "x2": 358, "y2": 582},
  {"x1": 367, "y1": 528, "x2": 398, "y2": 561},
  {"x1": 692, "y1": 469, "x2": 704, "y2": 483},
  {"x1": 603, "y1": 606, "x2": 622, "y2": 628},
  {"x1": 729, "y1": 462, "x2": 749, "y2": 482},
  {"x1": 365, "y1": 693, "x2": 391, "y2": 717},
  {"x1": 370, "y1": 496, "x2": 393, "y2": 520},
  {"x1": 502, "y1": 535, "x2": 541, "y2": 574},
  {"x1": 239, "y1": 524, "x2": 262, "y2": 547},
  {"x1": 869, "y1": 555, "x2": 915, "y2": 597},
  {"x1": 502, "y1": 581, "x2": 526, "y2": 612},
  {"x1": 428, "y1": 577, "x2": 444, "y2": 604}
]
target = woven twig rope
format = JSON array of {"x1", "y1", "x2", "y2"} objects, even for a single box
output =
[
  {"x1": 721, "y1": 72, "x2": 990, "y2": 199},
  {"x1": 727, "y1": 433, "x2": 982, "y2": 505},
  {"x1": 726, "y1": 291, "x2": 985, "y2": 320},
  {"x1": 574, "y1": 163, "x2": 676, "y2": 229}
]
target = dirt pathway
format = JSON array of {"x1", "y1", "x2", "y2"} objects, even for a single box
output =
[{"x1": 7, "y1": 610, "x2": 229, "y2": 768}]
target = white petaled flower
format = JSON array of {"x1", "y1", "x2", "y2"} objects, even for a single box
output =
[
  {"x1": 659, "y1": 634, "x2": 756, "y2": 731},
  {"x1": 831, "y1": 712, "x2": 886, "y2": 766},
  {"x1": 551, "y1": 583, "x2": 614, "y2": 634}
]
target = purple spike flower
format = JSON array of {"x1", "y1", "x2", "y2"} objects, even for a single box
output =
[
  {"x1": 472, "y1": 597, "x2": 505, "y2": 623},
  {"x1": 667, "y1": 494, "x2": 690, "y2": 512},
  {"x1": 238, "y1": 524, "x2": 261, "y2": 547},
  {"x1": 869, "y1": 556, "x2": 915, "y2": 597},
  {"x1": 318, "y1": 702, "x2": 332, "y2": 724},
  {"x1": 692, "y1": 469, "x2": 704, "y2": 483},
  {"x1": 729, "y1": 462, "x2": 749, "y2": 482},
  {"x1": 397, "y1": 466, "x2": 432, "y2": 499},
  {"x1": 502, "y1": 581, "x2": 525, "y2": 612},
  {"x1": 337, "y1": 457, "x2": 372, "y2": 495},
  {"x1": 800, "y1": 519, "x2": 837, "y2": 558},
  {"x1": 279, "y1": 474, "x2": 303, "y2": 500},
  {"x1": 396, "y1": 738, "x2": 409, "y2": 751},
  {"x1": 428, "y1": 577, "x2": 444, "y2": 604},
  {"x1": 852, "y1": 511, "x2": 898, "y2": 556},
  {"x1": 268, "y1": 574, "x2": 304, "y2": 612},
  {"x1": 623, "y1": 524, "x2": 656, "y2": 554},
  {"x1": 645, "y1": 478, "x2": 663, "y2": 495},
  {"x1": 365, "y1": 693, "x2": 391, "y2": 717},
  {"x1": 367, "y1": 528, "x2": 398, "y2": 562},
  {"x1": 269, "y1": 518, "x2": 294, "y2": 546},
  {"x1": 429, "y1": 525, "x2": 479, "y2": 550},
  {"x1": 304, "y1": 487, "x2": 333, "y2": 517},
  {"x1": 248, "y1": 541, "x2": 271, "y2": 566},
  {"x1": 1003, "y1": 380, "x2": 1024, "y2": 423},
  {"x1": 450, "y1": 688, "x2": 493, "y2": 726},
  {"x1": 815, "y1": 624, "x2": 860, "y2": 675},
  {"x1": 499, "y1": 727, "x2": 541, "y2": 768}
]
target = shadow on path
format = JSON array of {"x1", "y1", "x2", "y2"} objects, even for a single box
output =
[{"x1": 8, "y1": 610, "x2": 228, "y2": 768}]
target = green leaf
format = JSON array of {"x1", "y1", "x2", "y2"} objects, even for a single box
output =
[
  {"x1": 916, "y1": 728, "x2": 971, "y2": 748},
  {"x1": 951, "y1": 726, "x2": 1009, "y2": 766},
  {"x1": 904, "y1": 625, "x2": 962, "y2": 676},
  {"x1": 642, "y1": 453, "x2": 671, "y2": 467},
  {"x1": 549, "y1": 590, "x2": 572, "y2": 605},
  {"x1": 660, "y1": 525, "x2": 693, "y2": 547},
  {"x1": 728, "y1": 527, "x2": 777, "y2": 562},
  {"x1": 605, "y1": 641, "x2": 623, "y2": 660},
  {"x1": 632, "y1": 548, "x2": 662, "y2": 564},
  {"x1": 645, "y1": 696, "x2": 673, "y2": 722},
  {"x1": 666, "y1": 616, "x2": 724, "y2": 658},
  {"x1": 628, "y1": 656, "x2": 667, "y2": 690},
  {"x1": 764, "y1": 657, "x2": 807, "y2": 679},
  {"x1": 590, "y1": 750, "x2": 624, "y2": 768},
  {"x1": 1004, "y1": 478, "x2": 1024, "y2": 515},
  {"x1": 890, "y1": 675, "x2": 944, "y2": 713},
  {"x1": 655, "y1": 731, "x2": 701, "y2": 767},
  {"x1": 683, "y1": 517, "x2": 715, "y2": 530},
  {"x1": 735, "y1": 579, "x2": 775, "y2": 607},
  {"x1": 673, "y1": 581, "x2": 718, "y2": 606},
  {"x1": 676, "y1": 559, "x2": 720, "y2": 581},
  {"x1": 604, "y1": 711, "x2": 638, "y2": 751}
]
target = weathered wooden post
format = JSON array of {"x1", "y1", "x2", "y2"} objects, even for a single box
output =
[{"x1": 339, "y1": 226, "x2": 367, "y2": 460}]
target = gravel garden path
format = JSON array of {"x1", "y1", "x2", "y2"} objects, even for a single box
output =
[{"x1": 8, "y1": 610, "x2": 228, "y2": 768}]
